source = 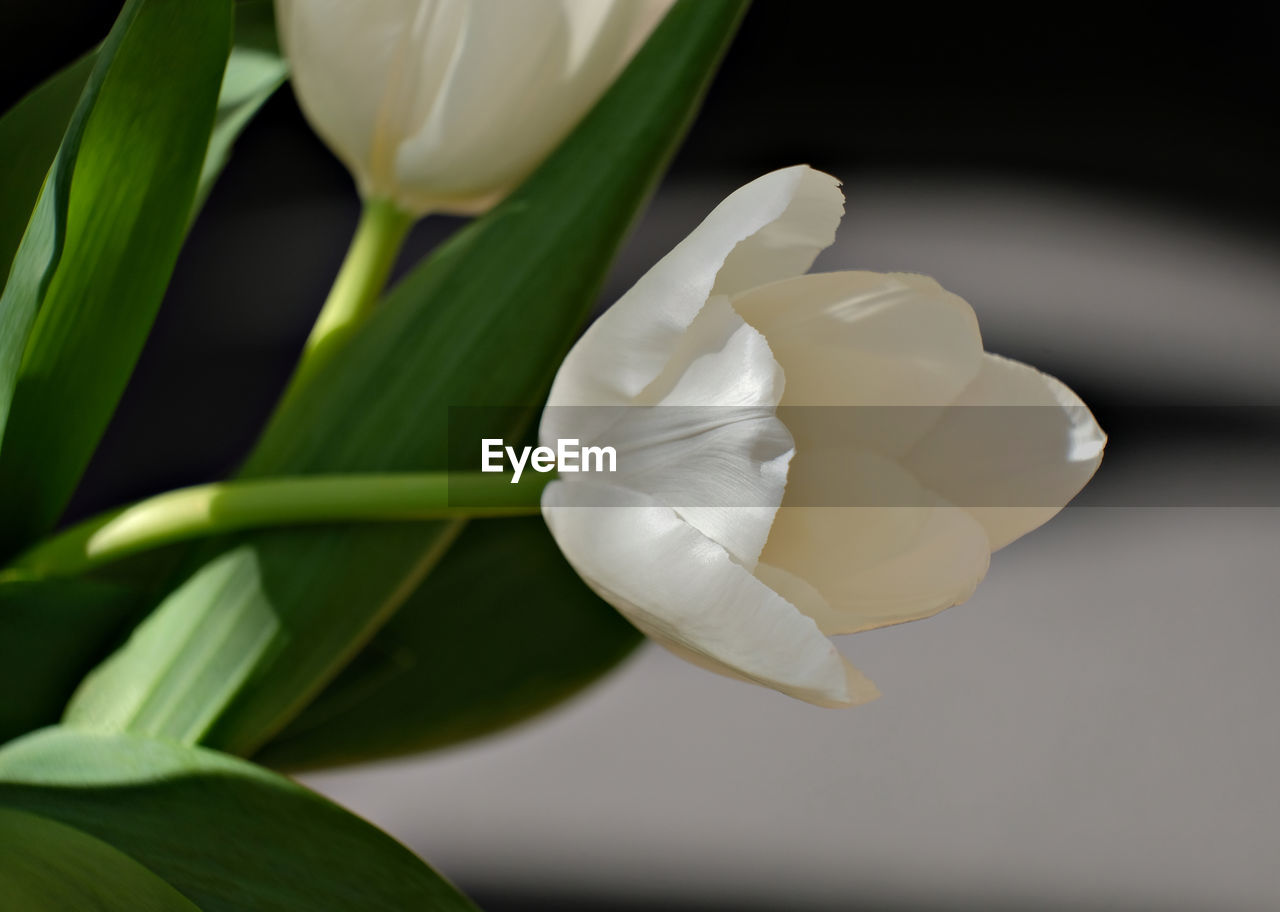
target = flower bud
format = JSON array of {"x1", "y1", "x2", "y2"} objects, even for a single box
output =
[
  {"x1": 539, "y1": 167, "x2": 1106, "y2": 706},
  {"x1": 276, "y1": 0, "x2": 673, "y2": 215}
]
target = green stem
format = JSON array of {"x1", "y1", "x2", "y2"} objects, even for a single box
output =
[
  {"x1": 294, "y1": 198, "x2": 414, "y2": 383},
  {"x1": 7, "y1": 472, "x2": 549, "y2": 580}
]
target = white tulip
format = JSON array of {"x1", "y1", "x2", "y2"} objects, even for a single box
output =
[
  {"x1": 276, "y1": 0, "x2": 674, "y2": 215},
  {"x1": 539, "y1": 166, "x2": 1106, "y2": 707}
]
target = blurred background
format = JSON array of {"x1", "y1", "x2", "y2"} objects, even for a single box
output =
[{"x1": 3, "y1": 2, "x2": 1279, "y2": 910}]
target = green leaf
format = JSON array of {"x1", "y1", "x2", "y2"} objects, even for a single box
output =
[
  {"x1": 66, "y1": 547, "x2": 282, "y2": 743},
  {"x1": 0, "y1": 3, "x2": 280, "y2": 286},
  {"x1": 0, "y1": 727, "x2": 479, "y2": 911},
  {"x1": 0, "y1": 578, "x2": 142, "y2": 746},
  {"x1": 258, "y1": 517, "x2": 641, "y2": 771},
  {"x1": 0, "y1": 807, "x2": 201, "y2": 911},
  {"x1": 0, "y1": 0, "x2": 233, "y2": 557},
  {"x1": 193, "y1": 2, "x2": 287, "y2": 217},
  {"x1": 0, "y1": 54, "x2": 95, "y2": 284},
  {"x1": 68, "y1": 0, "x2": 748, "y2": 759},
  {"x1": 0, "y1": 7, "x2": 283, "y2": 746}
]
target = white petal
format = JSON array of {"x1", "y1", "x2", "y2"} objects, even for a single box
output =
[
  {"x1": 394, "y1": 0, "x2": 673, "y2": 211},
  {"x1": 759, "y1": 449, "x2": 992, "y2": 634},
  {"x1": 596, "y1": 405, "x2": 792, "y2": 567},
  {"x1": 541, "y1": 480, "x2": 876, "y2": 706},
  {"x1": 903, "y1": 353, "x2": 1107, "y2": 550},
  {"x1": 280, "y1": 0, "x2": 673, "y2": 214},
  {"x1": 560, "y1": 0, "x2": 675, "y2": 75},
  {"x1": 541, "y1": 295, "x2": 784, "y2": 446},
  {"x1": 545, "y1": 166, "x2": 844, "y2": 410},
  {"x1": 541, "y1": 296, "x2": 792, "y2": 565},
  {"x1": 277, "y1": 0, "x2": 441, "y2": 199}
]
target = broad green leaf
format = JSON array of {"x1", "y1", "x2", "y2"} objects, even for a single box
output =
[
  {"x1": 0, "y1": 807, "x2": 201, "y2": 912},
  {"x1": 66, "y1": 548, "x2": 281, "y2": 743},
  {"x1": 0, "y1": 0, "x2": 233, "y2": 557},
  {"x1": 258, "y1": 517, "x2": 641, "y2": 770},
  {"x1": 0, "y1": 727, "x2": 479, "y2": 911},
  {"x1": 0, "y1": 54, "x2": 94, "y2": 284},
  {"x1": 0, "y1": 578, "x2": 141, "y2": 746},
  {"x1": 68, "y1": 0, "x2": 748, "y2": 759}
]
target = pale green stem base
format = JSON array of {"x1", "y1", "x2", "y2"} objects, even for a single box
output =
[
  {"x1": 289, "y1": 198, "x2": 414, "y2": 392},
  {"x1": 7, "y1": 473, "x2": 549, "y2": 580}
]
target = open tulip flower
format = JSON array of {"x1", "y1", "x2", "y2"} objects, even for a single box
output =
[
  {"x1": 276, "y1": 0, "x2": 675, "y2": 215},
  {"x1": 539, "y1": 166, "x2": 1106, "y2": 707}
]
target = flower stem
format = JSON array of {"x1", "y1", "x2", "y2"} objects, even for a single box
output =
[
  {"x1": 296, "y1": 197, "x2": 414, "y2": 379},
  {"x1": 6, "y1": 472, "x2": 549, "y2": 580}
]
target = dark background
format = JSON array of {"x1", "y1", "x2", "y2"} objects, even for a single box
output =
[
  {"x1": 6, "y1": 4, "x2": 1279, "y2": 215},
  {"x1": 3, "y1": 4, "x2": 1279, "y2": 911},
  {"x1": 2, "y1": 2, "x2": 1277, "y2": 521}
]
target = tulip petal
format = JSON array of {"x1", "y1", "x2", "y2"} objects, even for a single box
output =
[
  {"x1": 546, "y1": 166, "x2": 844, "y2": 409},
  {"x1": 733, "y1": 270, "x2": 984, "y2": 403},
  {"x1": 759, "y1": 449, "x2": 992, "y2": 634},
  {"x1": 541, "y1": 480, "x2": 875, "y2": 706},
  {"x1": 902, "y1": 353, "x2": 1107, "y2": 550},
  {"x1": 544, "y1": 295, "x2": 792, "y2": 566},
  {"x1": 394, "y1": 0, "x2": 674, "y2": 210},
  {"x1": 597, "y1": 404, "x2": 792, "y2": 567},
  {"x1": 280, "y1": 0, "x2": 674, "y2": 213},
  {"x1": 277, "y1": 0, "x2": 467, "y2": 202}
]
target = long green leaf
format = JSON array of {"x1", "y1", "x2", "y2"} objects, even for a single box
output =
[
  {"x1": 258, "y1": 517, "x2": 641, "y2": 770},
  {"x1": 0, "y1": 578, "x2": 141, "y2": 745},
  {"x1": 0, "y1": 727, "x2": 479, "y2": 911},
  {"x1": 0, "y1": 54, "x2": 95, "y2": 284},
  {"x1": 0, "y1": 4, "x2": 279, "y2": 281},
  {"x1": 0, "y1": 0, "x2": 232, "y2": 557},
  {"x1": 68, "y1": 0, "x2": 748, "y2": 759},
  {"x1": 0, "y1": 6, "x2": 283, "y2": 747},
  {"x1": 0, "y1": 807, "x2": 201, "y2": 912}
]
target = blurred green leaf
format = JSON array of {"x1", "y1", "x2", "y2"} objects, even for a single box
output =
[
  {"x1": 258, "y1": 517, "x2": 641, "y2": 771},
  {"x1": 193, "y1": 2, "x2": 287, "y2": 217},
  {"x1": 0, "y1": 0, "x2": 233, "y2": 557},
  {"x1": 0, "y1": 54, "x2": 94, "y2": 284},
  {"x1": 68, "y1": 0, "x2": 747, "y2": 759},
  {"x1": 0, "y1": 727, "x2": 480, "y2": 911},
  {"x1": 66, "y1": 547, "x2": 280, "y2": 742},
  {"x1": 0, "y1": 578, "x2": 141, "y2": 745},
  {"x1": 0, "y1": 807, "x2": 201, "y2": 911}
]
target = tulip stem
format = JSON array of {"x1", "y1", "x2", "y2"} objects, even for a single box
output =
[
  {"x1": 5, "y1": 472, "x2": 549, "y2": 580},
  {"x1": 299, "y1": 197, "x2": 415, "y2": 374}
]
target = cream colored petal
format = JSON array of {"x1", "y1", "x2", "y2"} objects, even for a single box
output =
[
  {"x1": 542, "y1": 480, "x2": 876, "y2": 707},
  {"x1": 276, "y1": 0, "x2": 432, "y2": 198},
  {"x1": 752, "y1": 561, "x2": 849, "y2": 640},
  {"x1": 394, "y1": 0, "x2": 673, "y2": 211},
  {"x1": 759, "y1": 449, "x2": 992, "y2": 634},
  {"x1": 545, "y1": 167, "x2": 844, "y2": 410},
  {"x1": 903, "y1": 352, "x2": 1107, "y2": 550},
  {"x1": 732, "y1": 271, "x2": 984, "y2": 407},
  {"x1": 560, "y1": 0, "x2": 675, "y2": 76}
]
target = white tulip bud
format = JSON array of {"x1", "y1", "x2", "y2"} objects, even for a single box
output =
[
  {"x1": 539, "y1": 167, "x2": 1106, "y2": 707},
  {"x1": 276, "y1": 0, "x2": 674, "y2": 215}
]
